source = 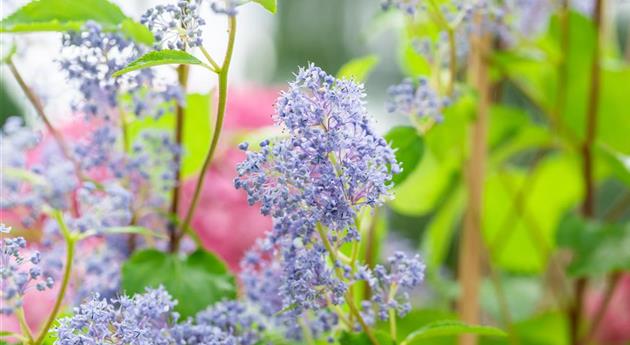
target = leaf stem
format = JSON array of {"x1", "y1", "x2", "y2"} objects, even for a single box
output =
[
  {"x1": 199, "y1": 46, "x2": 221, "y2": 73},
  {"x1": 178, "y1": 16, "x2": 237, "y2": 239},
  {"x1": 16, "y1": 307, "x2": 34, "y2": 344},
  {"x1": 34, "y1": 211, "x2": 76, "y2": 345},
  {"x1": 169, "y1": 64, "x2": 190, "y2": 253}
]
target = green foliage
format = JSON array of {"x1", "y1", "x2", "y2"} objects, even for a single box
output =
[
  {"x1": 557, "y1": 216, "x2": 630, "y2": 277},
  {"x1": 113, "y1": 50, "x2": 205, "y2": 77},
  {"x1": 121, "y1": 248, "x2": 236, "y2": 318},
  {"x1": 0, "y1": 0, "x2": 126, "y2": 32},
  {"x1": 120, "y1": 19, "x2": 154, "y2": 46},
  {"x1": 252, "y1": 0, "x2": 277, "y2": 13},
  {"x1": 482, "y1": 312, "x2": 569, "y2": 345},
  {"x1": 385, "y1": 126, "x2": 424, "y2": 186},
  {"x1": 337, "y1": 55, "x2": 380, "y2": 83},
  {"x1": 400, "y1": 320, "x2": 506, "y2": 345},
  {"x1": 483, "y1": 154, "x2": 583, "y2": 273},
  {"x1": 338, "y1": 330, "x2": 393, "y2": 345}
]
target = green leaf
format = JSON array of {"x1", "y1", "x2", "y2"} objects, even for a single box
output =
[
  {"x1": 557, "y1": 216, "x2": 630, "y2": 277},
  {"x1": 120, "y1": 19, "x2": 154, "y2": 46},
  {"x1": 385, "y1": 126, "x2": 424, "y2": 186},
  {"x1": 252, "y1": 0, "x2": 277, "y2": 13},
  {"x1": 377, "y1": 309, "x2": 457, "y2": 345},
  {"x1": 339, "y1": 330, "x2": 394, "y2": 345},
  {"x1": 1, "y1": 0, "x2": 126, "y2": 32},
  {"x1": 337, "y1": 55, "x2": 379, "y2": 83},
  {"x1": 112, "y1": 50, "x2": 204, "y2": 77},
  {"x1": 483, "y1": 154, "x2": 583, "y2": 273},
  {"x1": 121, "y1": 248, "x2": 236, "y2": 318},
  {"x1": 480, "y1": 312, "x2": 568, "y2": 345},
  {"x1": 401, "y1": 321, "x2": 506, "y2": 345},
  {"x1": 180, "y1": 93, "x2": 212, "y2": 177}
]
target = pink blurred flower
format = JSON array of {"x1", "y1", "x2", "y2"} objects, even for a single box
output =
[
  {"x1": 586, "y1": 274, "x2": 630, "y2": 344},
  {"x1": 179, "y1": 85, "x2": 277, "y2": 271}
]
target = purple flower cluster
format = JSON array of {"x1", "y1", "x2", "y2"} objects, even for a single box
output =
[
  {"x1": 55, "y1": 288, "x2": 264, "y2": 345},
  {"x1": 60, "y1": 21, "x2": 181, "y2": 121},
  {"x1": 386, "y1": 77, "x2": 449, "y2": 122},
  {"x1": 55, "y1": 286, "x2": 178, "y2": 345},
  {"x1": 0, "y1": 224, "x2": 54, "y2": 315},
  {"x1": 141, "y1": 0, "x2": 205, "y2": 50},
  {"x1": 0, "y1": 118, "x2": 78, "y2": 225},
  {"x1": 235, "y1": 64, "x2": 398, "y2": 243},
  {"x1": 357, "y1": 251, "x2": 425, "y2": 323}
]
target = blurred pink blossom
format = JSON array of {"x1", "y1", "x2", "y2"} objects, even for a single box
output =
[
  {"x1": 179, "y1": 85, "x2": 277, "y2": 271},
  {"x1": 586, "y1": 274, "x2": 630, "y2": 344}
]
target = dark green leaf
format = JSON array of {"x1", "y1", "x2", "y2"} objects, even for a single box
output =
[
  {"x1": 400, "y1": 320, "x2": 506, "y2": 344},
  {"x1": 337, "y1": 55, "x2": 379, "y2": 83},
  {"x1": 112, "y1": 50, "x2": 204, "y2": 77},
  {"x1": 557, "y1": 216, "x2": 630, "y2": 277},
  {"x1": 385, "y1": 126, "x2": 424, "y2": 186},
  {"x1": 252, "y1": 0, "x2": 277, "y2": 13},
  {"x1": 121, "y1": 249, "x2": 236, "y2": 318},
  {"x1": 1, "y1": 0, "x2": 126, "y2": 32}
]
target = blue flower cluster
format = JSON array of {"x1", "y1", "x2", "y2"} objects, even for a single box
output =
[
  {"x1": 55, "y1": 286, "x2": 177, "y2": 345},
  {"x1": 0, "y1": 224, "x2": 54, "y2": 315},
  {"x1": 235, "y1": 64, "x2": 398, "y2": 243},
  {"x1": 0, "y1": 118, "x2": 78, "y2": 226},
  {"x1": 141, "y1": 0, "x2": 205, "y2": 50},
  {"x1": 60, "y1": 21, "x2": 181, "y2": 121},
  {"x1": 386, "y1": 77, "x2": 449, "y2": 122},
  {"x1": 357, "y1": 251, "x2": 425, "y2": 323},
  {"x1": 235, "y1": 65, "x2": 412, "y2": 341},
  {"x1": 55, "y1": 288, "x2": 263, "y2": 345}
]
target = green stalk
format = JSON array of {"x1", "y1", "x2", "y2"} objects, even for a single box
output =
[
  {"x1": 16, "y1": 307, "x2": 34, "y2": 344},
  {"x1": 178, "y1": 16, "x2": 237, "y2": 239},
  {"x1": 34, "y1": 211, "x2": 76, "y2": 345},
  {"x1": 316, "y1": 224, "x2": 381, "y2": 345},
  {"x1": 388, "y1": 283, "x2": 399, "y2": 342}
]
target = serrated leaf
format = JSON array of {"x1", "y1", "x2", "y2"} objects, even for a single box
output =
[
  {"x1": 400, "y1": 320, "x2": 506, "y2": 344},
  {"x1": 121, "y1": 249, "x2": 236, "y2": 318},
  {"x1": 1, "y1": 0, "x2": 126, "y2": 32},
  {"x1": 385, "y1": 126, "x2": 424, "y2": 186},
  {"x1": 252, "y1": 0, "x2": 277, "y2": 13},
  {"x1": 337, "y1": 55, "x2": 379, "y2": 83},
  {"x1": 112, "y1": 50, "x2": 204, "y2": 77}
]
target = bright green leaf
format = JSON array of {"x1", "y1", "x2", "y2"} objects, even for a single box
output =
[
  {"x1": 337, "y1": 55, "x2": 379, "y2": 83},
  {"x1": 483, "y1": 154, "x2": 583, "y2": 273},
  {"x1": 339, "y1": 330, "x2": 394, "y2": 345},
  {"x1": 112, "y1": 50, "x2": 205, "y2": 77},
  {"x1": 120, "y1": 19, "x2": 154, "y2": 46},
  {"x1": 1, "y1": 0, "x2": 126, "y2": 32},
  {"x1": 401, "y1": 321, "x2": 506, "y2": 345},
  {"x1": 180, "y1": 93, "x2": 212, "y2": 177},
  {"x1": 377, "y1": 309, "x2": 457, "y2": 345},
  {"x1": 385, "y1": 126, "x2": 424, "y2": 186},
  {"x1": 252, "y1": 0, "x2": 277, "y2": 13},
  {"x1": 121, "y1": 248, "x2": 236, "y2": 318}
]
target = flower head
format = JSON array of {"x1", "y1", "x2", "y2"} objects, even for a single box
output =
[
  {"x1": 1, "y1": 224, "x2": 54, "y2": 315},
  {"x1": 235, "y1": 64, "x2": 398, "y2": 243},
  {"x1": 141, "y1": 0, "x2": 205, "y2": 50},
  {"x1": 386, "y1": 77, "x2": 448, "y2": 122}
]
